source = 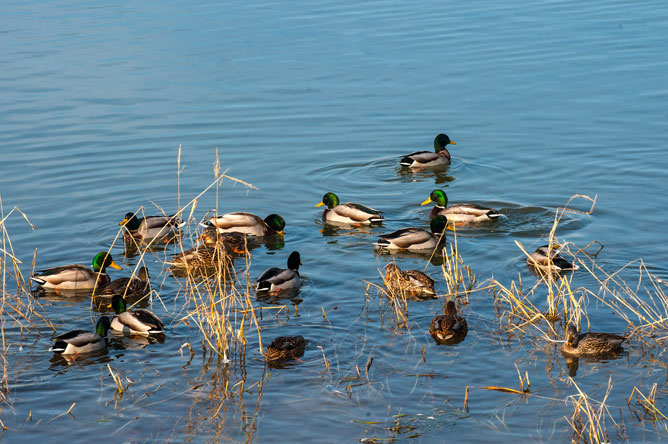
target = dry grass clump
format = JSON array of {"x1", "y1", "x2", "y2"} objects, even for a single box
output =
[
  {"x1": 491, "y1": 195, "x2": 597, "y2": 337},
  {"x1": 565, "y1": 377, "x2": 623, "y2": 444},
  {"x1": 0, "y1": 198, "x2": 54, "y2": 404},
  {"x1": 627, "y1": 384, "x2": 668, "y2": 427}
]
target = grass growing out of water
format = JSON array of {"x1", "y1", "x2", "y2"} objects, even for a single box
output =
[
  {"x1": 565, "y1": 377, "x2": 623, "y2": 444},
  {"x1": 0, "y1": 197, "x2": 54, "y2": 406}
]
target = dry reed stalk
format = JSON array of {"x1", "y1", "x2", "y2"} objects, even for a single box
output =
[
  {"x1": 565, "y1": 377, "x2": 621, "y2": 444},
  {"x1": 627, "y1": 384, "x2": 668, "y2": 425},
  {"x1": 439, "y1": 228, "x2": 476, "y2": 302}
]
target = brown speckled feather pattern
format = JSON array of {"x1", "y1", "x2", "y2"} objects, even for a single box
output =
[
  {"x1": 561, "y1": 324, "x2": 626, "y2": 356},
  {"x1": 384, "y1": 264, "x2": 435, "y2": 298},
  {"x1": 264, "y1": 336, "x2": 306, "y2": 363}
]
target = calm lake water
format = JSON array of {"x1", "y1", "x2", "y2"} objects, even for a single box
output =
[{"x1": 2, "y1": 0, "x2": 668, "y2": 442}]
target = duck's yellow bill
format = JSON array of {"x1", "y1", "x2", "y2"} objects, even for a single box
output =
[
  {"x1": 449, "y1": 141, "x2": 456, "y2": 145},
  {"x1": 277, "y1": 230, "x2": 284, "y2": 236},
  {"x1": 315, "y1": 202, "x2": 325, "y2": 208},
  {"x1": 119, "y1": 218, "x2": 129, "y2": 226},
  {"x1": 420, "y1": 197, "x2": 432, "y2": 206},
  {"x1": 109, "y1": 261, "x2": 123, "y2": 270}
]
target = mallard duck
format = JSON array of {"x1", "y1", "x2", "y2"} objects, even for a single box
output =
[
  {"x1": 429, "y1": 301, "x2": 468, "y2": 343},
  {"x1": 31, "y1": 252, "x2": 122, "y2": 291},
  {"x1": 421, "y1": 189, "x2": 500, "y2": 223},
  {"x1": 264, "y1": 335, "x2": 306, "y2": 364},
  {"x1": 168, "y1": 231, "x2": 245, "y2": 271},
  {"x1": 561, "y1": 324, "x2": 626, "y2": 356},
  {"x1": 110, "y1": 294, "x2": 164, "y2": 335},
  {"x1": 120, "y1": 212, "x2": 182, "y2": 242},
  {"x1": 50, "y1": 316, "x2": 111, "y2": 355},
  {"x1": 202, "y1": 212, "x2": 285, "y2": 236},
  {"x1": 256, "y1": 251, "x2": 301, "y2": 292},
  {"x1": 199, "y1": 227, "x2": 249, "y2": 253},
  {"x1": 383, "y1": 263, "x2": 435, "y2": 298},
  {"x1": 399, "y1": 134, "x2": 456, "y2": 168},
  {"x1": 98, "y1": 266, "x2": 151, "y2": 298},
  {"x1": 527, "y1": 245, "x2": 578, "y2": 273},
  {"x1": 375, "y1": 216, "x2": 448, "y2": 251},
  {"x1": 316, "y1": 192, "x2": 384, "y2": 225}
]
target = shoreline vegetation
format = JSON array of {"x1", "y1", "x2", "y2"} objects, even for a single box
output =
[{"x1": 1, "y1": 150, "x2": 667, "y2": 442}]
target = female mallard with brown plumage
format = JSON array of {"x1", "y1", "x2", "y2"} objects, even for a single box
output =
[
  {"x1": 264, "y1": 335, "x2": 306, "y2": 364},
  {"x1": 375, "y1": 216, "x2": 448, "y2": 251},
  {"x1": 429, "y1": 301, "x2": 468, "y2": 344},
  {"x1": 527, "y1": 244, "x2": 578, "y2": 273},
  {"x1": 399, "y1": 134, "x2": 456, "y2": 168},
  {"x1": 421, "y1": 189, "x2": 500, "y2": 223},
  {"x1": 383, "y1": 263, "x2": 435, "y2": 299},
  {"x1": 110, "y1": 294, "x2": 164, "y2": 335},
  {"x1": 202, "y1": 212, "x2": 285, "y2": 237},
  {"x1": 31, "y1": 252, "x2": 122, "y2": 292},
  {"x1": 561, "y1": 324, "x2": 626, "y2": 357},
  {"x1": 120, "y1": 212, "x2": 182, "y2": 243},
  {"x1": 316, "y1": 192, "x2": 384, "y2": 225},
  {"x1": 98, "y1": 266, "x2": 151, "y2": 298},
  {"x1": 168, "y1": 230, "x2": 247, "y2": 272}
]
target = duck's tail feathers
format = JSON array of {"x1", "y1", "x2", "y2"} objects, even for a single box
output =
[
  {"x1": 486, "y1": 210, "x2": 502, "y2": 219},
  {"x1": 399, "y1": 157, "x2": 414, "y2": 166},
  {"x1": 31, "y1": 276, "x2": 46, "y2": 286},
  {"x1": 49, "y1": 341, "x2": 66, "y2": 353},
  {"x1": 256, "y1": 281, "x2": 271, "y2": 292},
  {"x1": 369, "y1": 216, "x2": 385, "y2": 224}
]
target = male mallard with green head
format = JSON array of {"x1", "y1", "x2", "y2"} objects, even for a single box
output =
[
  {"x1": 316, "y1": 192, "x2": 384, "y2": 225},
  {"x1": 202, "y1": 212, "x2": 285, "y2": 237},
  {"x1": 120, "y1": 212, "x2": 182, "y2": 243},
  {"x1": 527, "y1": 244, "x2": 578, "y2": 273},
  {"x1": 110, "y1": 294, "x2": 164, "y2": 335},
  {"x1": 50, "y1": 317, "x2": 111, "y2": 355},
  {"x1": 264, "y1": 335, "x2": 306, "y2": 364},
  {"x1": 429, "y1": 301, "x2": 468, "y2": 344},
  {"x1": 399, "y1": 134, "x2": 456, "y2": 168},
  {"x1": 32, "y1": 252, "x2": 122, "y2": 291},
  {"x1": 256, "y1": 251, "x2": 301, "y2": 293},
  {"x1": 561, "y1": 324, "x2": 626, "y2": 357},
  {"x1": 375, "y1": 216, "x2": 448, "y2": 251},
  {"x1": 383, "y1": 263, "x2": 436, "y2": 299},
  {"x1": 421, "y1": 189, "x2": 500, "y2": 223}
]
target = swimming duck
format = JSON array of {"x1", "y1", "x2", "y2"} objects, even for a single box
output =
[
  {"x1": 527, "y1": 245, "x2": 578, "y2": 273},
  {"x1": 120, "y1": 212, "x2": 182, "y2": 243},
  {"x1": 50, "y1": 316, "x2": 111, "y2": 355},
  {"x1": 375, "y1": 216, "x2": 448, "y2": 251},
  {"x1": 202, "y1": 212, "x2": 285, "y2": 237},
  {"x1": 256, "y1": 251, "x2": 301, "y2": 292},
  {"x1": 421, "y1": 189, "x2": 500, "y2": 223},
  {"x1": 110, "y1": 294, "x2": 164, "y2": 335},
  {"x1": 199, "y1": 227, "x2": 249, "y2": 253},
  {"x1": 316, "y1": 192, "x2": 384, "y2": 225},
  {"x1": 383, "y1": 263, "x2": 436, "y2": 298},
  {"x1": 169, "y1": 230, "x2": 246, "y2": 271},
  {"x1": 98, "y1": 266, "x2": 151, "y2": 298},
  {"x1": 561, "y1": 323, "x2": 626, "y2": 356},
  {"x1": 31, "y1": 252, "x2": 122, "y2": 291},
  {"x1": 264, "y1": 335, "x2": 306, "y2": 364},
  {"x1": 399, "y1": 134, "x2": 456, "y2": 168},
  {"x1": 429, "y1": 301, "x2": 468, "y2": 343}
]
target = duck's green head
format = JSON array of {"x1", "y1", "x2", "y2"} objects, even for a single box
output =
[
  {"x1": 444, "y1": 300, "x2": 456, "y2": 315},
  {"x1": 120, "y1": 212, "x2": 141, "y2": 230},
  {"x1": 421, "y1": 189, "x2": 448, "y2": 208},
  {"x1": 96, "y1": 316, "x2": 112, "y2": 336},
  {"x1": 93, "y1": 252, "x2": 122, "y2": 273},
  {"x1": 430, "y1": 215, "x2": 448, "y2": 235},
  {"x1": 287, "y1": 251, "x2": 301, "y2": 271},
  {"x1": 264, "y1": 214, "x2": 286, "y2": 235},
  {"x1": 111, "y1": 294, "x2": 128, "y2": 315},
  {"x1": 434, "y1": 134, "x2": 455, "y2": 152},
  {"x1": 316, "y1": 192, "x2": 339, "y2": 209},
  {"x1": 565, "y1": 324, "x2": 579, "y2": 345}
]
